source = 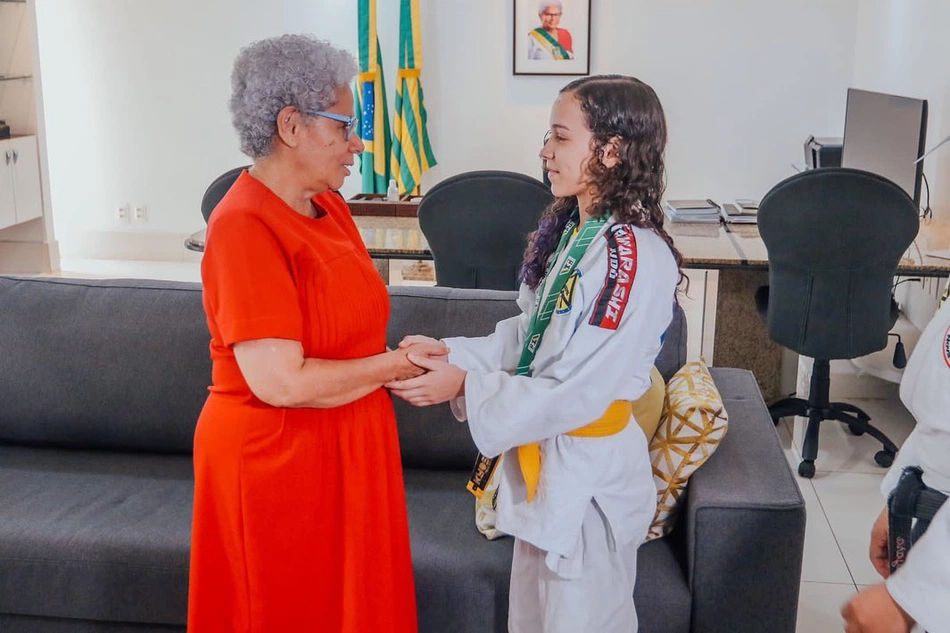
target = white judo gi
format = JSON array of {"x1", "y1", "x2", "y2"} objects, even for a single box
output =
[
  {"x1": 444, "y1": 219, "x2": 679, "y2": 633},
  {"x1": 880, "y1": 299, "x2": 950, "y2": 633}
]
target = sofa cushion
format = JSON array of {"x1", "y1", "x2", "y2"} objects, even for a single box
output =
[
  {"x1": 0, "y1": 277, "x2": 210, "y2": 454},
  {"x1": 0, "y1": 446, "x2": 191, "y2": 625},
  {"x1": 404, "y1": 468, "x2": 691, "y2": 633},
  {"x1": 404, "y1": 469, "x2": 513, "y2": 632},
  {"x1": 635, "y1": 536, "x2": 692, "y2": 633},
  {"x1": 631, "y1": 366, "x2": 667, "y2": 440},
  {"x1": 0, "y1": 614, "x2": 183, "y2": 633},
  {"x1": 648, "y1": 360, "x2": 729, "y2": 540},
  {"x1": 656, "y1": 301, "x2": 688, "y2": 382}
]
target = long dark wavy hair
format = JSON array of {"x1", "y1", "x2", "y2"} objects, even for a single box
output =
[{"x1": 521, "y1": 75, "x2": 685, "y2": 290}]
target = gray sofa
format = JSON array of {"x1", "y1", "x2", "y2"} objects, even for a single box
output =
[{"x1": 0, "y1": 276, "x2": 806, "y2": 633}]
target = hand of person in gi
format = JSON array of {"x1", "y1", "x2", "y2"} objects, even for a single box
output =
[
  {"x1": 385, "y1": 336, "x2": 466, "y2": 406},
  {"x1": 840, "y1": 507, "x2": 915, "y2": 633}
]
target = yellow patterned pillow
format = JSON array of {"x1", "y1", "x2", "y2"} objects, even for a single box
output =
[{"x1": 646, "y1": 360, "x2": 728, "y2": 541}]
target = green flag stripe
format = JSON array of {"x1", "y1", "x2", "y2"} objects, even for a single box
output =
[
  {"x1": 358, "y1": 0, "x2": 370, "y2": 72},
  {"x1": 358, "y1": 0, "x2": 392, "y2": 193}
]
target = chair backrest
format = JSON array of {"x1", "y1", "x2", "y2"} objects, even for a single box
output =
[
  {"x1": 201, "y1": 166, "x2": 249, "y2": 224},
  {"x1": 758, "y1": 167, "x2": 919, "y2": 359},
  {"x1": 417, "y1": 170, "x2": 553, "y2": 290}
]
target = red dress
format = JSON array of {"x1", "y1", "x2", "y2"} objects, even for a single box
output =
[{"x1": 188, "y1": 171, "x2": 417, "y2": 633}]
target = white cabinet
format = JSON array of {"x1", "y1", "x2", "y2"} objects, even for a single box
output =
[
  {"x1": 0, "y1": 135, "x2": 42, "y2": 230},
  {"x1": 0, "y1": 143, "x2": 14, "y2": 229}
]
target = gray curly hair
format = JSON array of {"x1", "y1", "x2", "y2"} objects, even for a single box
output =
[{"x1": 229, "y1": 34, "x2": 358, "y2": 159}]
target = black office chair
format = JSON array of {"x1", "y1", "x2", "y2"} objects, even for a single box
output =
[
  {"x1": 417, "y1": 170, "x2": 553, "y2": 290},
  {"x1": 756, "y1": 168, "x2": 919, "y2": 478},
  {"x1": 201, "y1": 166, "x2": 249, "y2": 224}
]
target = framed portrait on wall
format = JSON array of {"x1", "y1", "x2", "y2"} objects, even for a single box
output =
[{"x1": 513, "y1": 0, "x2": 591, "y2": 76}]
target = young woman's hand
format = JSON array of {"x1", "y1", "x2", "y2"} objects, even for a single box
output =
[
  {"x1": 869, "y1": 506, "x2": 890, "y2": 579},
  {"x1": 386, "y1": 354, "x2": 466, "y2": 407},
  {"x1": 399, "y1": 337, "x2": 450, "y2": 365},
  {"x1": 398, "y1": 335, "x2": 448, "y2": 359}
]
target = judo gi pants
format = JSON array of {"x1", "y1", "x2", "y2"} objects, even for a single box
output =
[{"x1": 508, "y1": 500, "x2": 640, "y2": 633}]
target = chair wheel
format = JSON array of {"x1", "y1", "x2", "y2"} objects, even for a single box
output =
[
  {"x1": 848, "y1": 423, "x2": 865, "y2": 437},
  {"x1": 874, "y1": 451, "x2": 895, "y2": 468},
  {"x1": 798, "y1": 460, "x2": 816, "y2": 478}
]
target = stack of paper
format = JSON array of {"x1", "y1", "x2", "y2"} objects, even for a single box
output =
[
  {"x1": 720, "y1": 202, "x2": 758, "y2": 224},
  {"x1": 664, "y1": 199, "x2": 721, "y2": 224},
  {"x1": 734, "y1": 199, "x2": 759, "y2": 213}
]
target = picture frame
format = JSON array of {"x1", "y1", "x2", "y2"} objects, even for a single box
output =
[{"x1": 513, "y1": 0, "x2": 591, "y2": 76}]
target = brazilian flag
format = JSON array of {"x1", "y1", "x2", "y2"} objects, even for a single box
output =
[
  {"x1": 389, "y1": 0, "x2": 436, "y2": 195},
  {"x1": 354, "y1": 0, "x2": 392, "y2": 193}
]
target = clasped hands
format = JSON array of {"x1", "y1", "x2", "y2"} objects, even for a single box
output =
[{"x1": 387, "y1": 335, "x2": 466, "y2": 407}]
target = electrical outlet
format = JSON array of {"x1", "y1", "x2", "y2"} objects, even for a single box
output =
[
  {"x1": 133, "y1": 204, "x2": 148, "y2": 223},
  {"x1": 116, "y1": 204, "x2": 130, "y2": 224}
]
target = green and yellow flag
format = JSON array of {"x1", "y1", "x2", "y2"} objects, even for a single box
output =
[
  {"x1": 354, "y1": 0, "x2": 392, "y2": 193},
  {"x1": 390, "y1": 0, "x2": 436, "y2": 195}
]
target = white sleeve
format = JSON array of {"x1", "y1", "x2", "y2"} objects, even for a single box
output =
[
  {"x1": 881, "y1": 429, "x2": 922, "y2": 499},
  {"x1": 527, "y1": 35, "x2": 546, "y2": 60},
  {"x1": 886, "y1": 499, "x2": 950, "y2": 633},
  {"x1": 465, "y1": 241, "x2": 677, "y2": 458},
  {"x1": 441, "y1": 285, "x2": 533, "y2": 374}
]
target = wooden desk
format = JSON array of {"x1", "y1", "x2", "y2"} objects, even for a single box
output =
[{"x1": 723, "y1": 219, "x2": 950, "y2": 277}]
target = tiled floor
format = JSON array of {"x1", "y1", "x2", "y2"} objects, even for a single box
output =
[{"x1": 51, "y1": 259, "x2": 914, "y2": 632}]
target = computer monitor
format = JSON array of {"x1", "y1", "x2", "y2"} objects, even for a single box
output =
[{"x1": 841, "y1": 88, "x2": 928, "y2": 206}]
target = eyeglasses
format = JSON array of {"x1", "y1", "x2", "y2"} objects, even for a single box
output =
[
  {"x1": 542, "y1": 11, "x2": 561, "y2": 17},
  {"x1": 304, "y1": 109, "x2": 357, "y2": 140}
]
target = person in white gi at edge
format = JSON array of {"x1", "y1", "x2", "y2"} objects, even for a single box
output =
[
  {"x1": 841, "y1": 291, "x2": 950, "y2": 633},
  {"x1": 386, "y1": 74, "x2": 684, "y2": 633}
]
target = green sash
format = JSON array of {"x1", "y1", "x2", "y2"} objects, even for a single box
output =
[
  {"x1": 467, "y1": 211, "x2": 607, "y2": 497},
  {"x1": 529, "y1": 27, "x2": 571, "y2": 60}
]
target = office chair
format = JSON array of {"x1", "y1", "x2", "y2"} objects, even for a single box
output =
[
  {"x1": 756, "y1": 168, "x2": 919, "y2": 478},
  {"x1": 417, "y1": 170, "x2": 553, "y2": 290},
  {"x1": 201, "y1": 166, "x2": 249, "y2": 224}
]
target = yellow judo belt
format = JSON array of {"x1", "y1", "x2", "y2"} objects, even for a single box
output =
[{"x1": 517, "y1": 400, "x2": 632, "y2": 502}]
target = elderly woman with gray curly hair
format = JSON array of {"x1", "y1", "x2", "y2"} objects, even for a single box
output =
[
  {"x1": 528, "y1": 0, "x2": 574, "y2": 60},
  {"x1": 188, "y1": 34, "x2": 436, "y2": 632}
]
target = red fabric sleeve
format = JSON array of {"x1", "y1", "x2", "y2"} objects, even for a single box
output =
[{"x1": 203, "y1": 210, "x2": 304, "y2": 346}]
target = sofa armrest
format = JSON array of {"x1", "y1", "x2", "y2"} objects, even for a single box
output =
[{"x1": 683, "y1": 368, "x2": 806, "y2": 633}]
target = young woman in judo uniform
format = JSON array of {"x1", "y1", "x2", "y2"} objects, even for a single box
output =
[{"x1": 388, "y1": 74, "x2": 683, "y2": 633}]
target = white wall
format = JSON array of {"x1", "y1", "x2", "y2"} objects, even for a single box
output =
[
  {"x1": 33, "y1": 0, "x2": 363, "y2": 256},
  {"x1": 853, "y1": 0, "x2": 950, "y2": 222},
  {"x1": 34, "y1": 0, "x2": 860, "y2": 259}
]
